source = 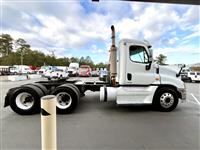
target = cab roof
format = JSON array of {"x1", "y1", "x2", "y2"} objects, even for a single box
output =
[{"x1": 119, "y1": 39, "x2": 152, "y2": 48}]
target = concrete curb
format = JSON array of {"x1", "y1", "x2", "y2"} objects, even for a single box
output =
[{"x1": 8, "y1": 75, "x2": 28, "y2": 81}]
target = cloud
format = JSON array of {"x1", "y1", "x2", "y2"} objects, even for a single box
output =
[
  {"x1": 154, "y1": 45, "x2": 200, "y2": 58},
  {"x1": 90, "y1": 44, "x2": 107, "y2": 55},
  {"x1": 116, "y1": 4, "x2": 181, "y2": 45},
  {"x1": 180, "y1": 6, "x2": 200, "y2": 24},
  {"x1": 2, "y1": 1, "x2": 199, "y2": 64}
]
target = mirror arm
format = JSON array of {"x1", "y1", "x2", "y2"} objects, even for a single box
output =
[
  {"x1": 146, "y1": 61, "x2": 152, "y2": 70},
  {"x1": 176, "y1": 64, "x2": 186, "y2": 77}
]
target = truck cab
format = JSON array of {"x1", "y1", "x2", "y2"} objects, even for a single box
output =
[
  {"x1": 79, "y1": 65, "x2": 91, "y2": 77},
  {"x1": 68, "y1": 63, "x2": 79, "y2": 77},
  {"x1": 100, "y1": 35, "x2": 186, "y2": 112},
  {"x1": 118, "y1": 39, "x2": 157, "y2": 85}
]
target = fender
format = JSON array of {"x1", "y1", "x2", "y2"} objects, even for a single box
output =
[{"x1": 4, "y1": 95, "x2": 10, "y2": 107}]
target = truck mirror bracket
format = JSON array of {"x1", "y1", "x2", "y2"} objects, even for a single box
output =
[{"x1": 146, "y1": 62, "x2": 152, "y2": 70}]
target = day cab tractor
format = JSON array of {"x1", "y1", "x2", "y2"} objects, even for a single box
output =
[
  {"x1": 4, "y1": 25, "x2": 186, "y2": 115},
  {"x1": 79, "y1": 65, "x2": 91, "y2": 77}
]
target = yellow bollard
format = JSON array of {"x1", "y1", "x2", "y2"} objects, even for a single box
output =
[{"x1": 41, "y1": 95, "x2": 57, "y2": 150}]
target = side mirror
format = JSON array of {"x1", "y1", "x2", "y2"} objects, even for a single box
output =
[
  {"x1": 146, "y1": 49, "x2": 153, "y2": 70},
  {"x1": 149, "y1": 48, "x2": 153, "y2": 62},
  {"x1": 146, "y1": 62, "x2": 152, "y2": 70}
]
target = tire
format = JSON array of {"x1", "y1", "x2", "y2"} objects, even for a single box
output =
[
  {"x1": 51, "y1": 84, "x2": 80, "y2": 114},
  {"x1": 9, "y1": 85, "x2": 44, "y2": 115},
  {"x1": 22, "y1": 83, "x2": 48, "y2": 95},
  {"x1": 4, "y1": 87, "x2": 20, "y2": 107},
  {"x1": 153, "y1": 88, "x2": 179, "y2": 112},
  {"x1": 60, "y1": 84, "x2": 81, "y2": 98}
]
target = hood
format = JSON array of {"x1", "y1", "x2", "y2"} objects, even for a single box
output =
[{"x1": 159, "y1": 65, "x2": 179, "y2": 77}]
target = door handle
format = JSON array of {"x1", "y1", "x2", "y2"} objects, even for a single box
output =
[{"x1": 127, "y1": 73, "x2": 132, "y2": 81}]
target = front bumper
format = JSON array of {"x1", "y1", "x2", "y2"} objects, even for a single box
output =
[{"x1": 177, "y1": 88, "x2": 186, "y2": 101}]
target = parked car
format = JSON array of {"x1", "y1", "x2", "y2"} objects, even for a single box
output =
[
  {"x1": 46, "y1": 69, "x2": 69, "y2": 80},
  {"x1": 38, "y1": 66, "x2": 57, "y2": 76},
  {"x1": 79, "y1": 65, "x2": 91, "y2": 77},
  {"x1": 99, "y1": 69, "x2": 108, "y2": 81},
  {"x1": 43, "y1": 67, "x2": 58, "y2": 78},
  {"x1": 187, "y1": 72, "x2": 200, "y2": 82},
  {"x1": 91, "y1": 69, "x2": 99, "y2": 77},
  {"x1": 180, "y1": 68, "x2": 191, "y2": 82}
]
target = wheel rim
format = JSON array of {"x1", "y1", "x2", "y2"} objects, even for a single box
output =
[
  {"x1": 56, "y1": 92, "x2": 72, "y2": 109},
  {"x1": 160, "y1": 93, "x2": 174, "y2": 108},
  {"x1": 16, "y1": 92, "x2": 34, "y2": 110}
]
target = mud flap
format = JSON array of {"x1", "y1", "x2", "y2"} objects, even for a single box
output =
[{"x1": 4, "y1": 95, "x2": 10, "y2": 107}]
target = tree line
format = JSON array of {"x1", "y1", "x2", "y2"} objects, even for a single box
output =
[
  {"x1": 0, "y1": 34, "x2": 107, "y2": 68},
  {"x1": 1, "y1": 33, "x2": 170, "y2": 68}
]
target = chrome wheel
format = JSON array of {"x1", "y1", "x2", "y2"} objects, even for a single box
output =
[
  {"x1": 160, "y1": 93, "x2": 174, "y2": 108},
  {"x1": 16, "y1": 92, "x2": 34, "y2": 110},
  {"x1": 56, "y1": 92, "x2": 72, "y2": 109}
]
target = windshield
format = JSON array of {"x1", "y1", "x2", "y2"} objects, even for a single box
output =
[{"x1": 69, "y1": 67, "x2": 76, "y2": 70}]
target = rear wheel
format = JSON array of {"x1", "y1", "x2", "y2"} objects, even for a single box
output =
[
  {"x1": 22, "y1": 83, "x2": 48, "y2": 95},
  {"x1": 51, "y1": 84, "x2": 80, "y2": 114},
  {"x1": 153, "y1": 88, "x2": 178, "y2": 112},
  {"x1": 9, "y1": 85, "x2": 43, "y2": 115}
]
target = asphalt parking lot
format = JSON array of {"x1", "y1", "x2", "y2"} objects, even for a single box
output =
[{"x1": 0, "y1": 77, "x2": 199, "y2": 150}]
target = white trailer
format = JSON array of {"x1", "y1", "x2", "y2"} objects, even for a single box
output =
[{"x1": 4, "y1": 25, "x2": 186, "y2": 115}]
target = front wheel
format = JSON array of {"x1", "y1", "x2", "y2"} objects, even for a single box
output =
[{"x1": 153, "y1": 88, "x2": 179, "y2": 112}]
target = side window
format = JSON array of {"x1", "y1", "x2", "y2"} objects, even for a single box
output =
[{"x1": 129, "y1": 46, "x2": 148, "y2": 63}]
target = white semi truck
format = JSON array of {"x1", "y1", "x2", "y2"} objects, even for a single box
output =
[
  {"x1": 4, "y1": 25, "x2": 186, "y2": 115},
  {"x1": 68, "y1": 63, "x2": 79, "y2": 77}
]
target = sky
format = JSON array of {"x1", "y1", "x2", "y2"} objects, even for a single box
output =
[{"x1": 1, "y1": 0, "x2": 200, "y2": 64}]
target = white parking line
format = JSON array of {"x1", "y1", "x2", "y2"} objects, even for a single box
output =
[
  {"x1": 190, "y1": 93, "x2": 200, "y2": 105},
  {"x1": 187, "y1": 100, "x2": 200, "y2": 106}
]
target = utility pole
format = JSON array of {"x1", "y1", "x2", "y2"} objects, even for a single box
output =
[{"x1": 20, "y1": 49, "x2": 23, "y2": 65}]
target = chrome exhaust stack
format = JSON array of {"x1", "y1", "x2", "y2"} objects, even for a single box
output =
[{"x1": 109, "y1": 25, "x2": 117, "y2": 86}]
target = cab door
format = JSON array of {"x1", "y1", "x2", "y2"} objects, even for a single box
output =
[{"x1": 125, "y1": 43, "x2": 157, "y2": 85}]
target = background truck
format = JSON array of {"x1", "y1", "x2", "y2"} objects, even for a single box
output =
[
  {"x1": 10, "y1": 65, "x2": 34, "y2": 74},
  {"x1": 79, "y1": 65, "x2": 91, "y2": 77},
  {"x1": 99, "y1": 68, "x2": 108, "y2": 81},
  {"x1": 46, "y1": 68, "x2": 69, "y2": 80},
  {"x1": 4, "y1": 25, "x2": 186, "y2": 115},
  {"x1": 37, "y1": 66, "x2": 53, "y2": 75},
  {"x1": 0, "y1": 66, "x2": 14, "y2": 75},
  {"x1": 187, "y1": 72, "x2": 200, "y2": 82},
  {"x1": 68, "y1": 63, "x2": 79, "y2": 77}
]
